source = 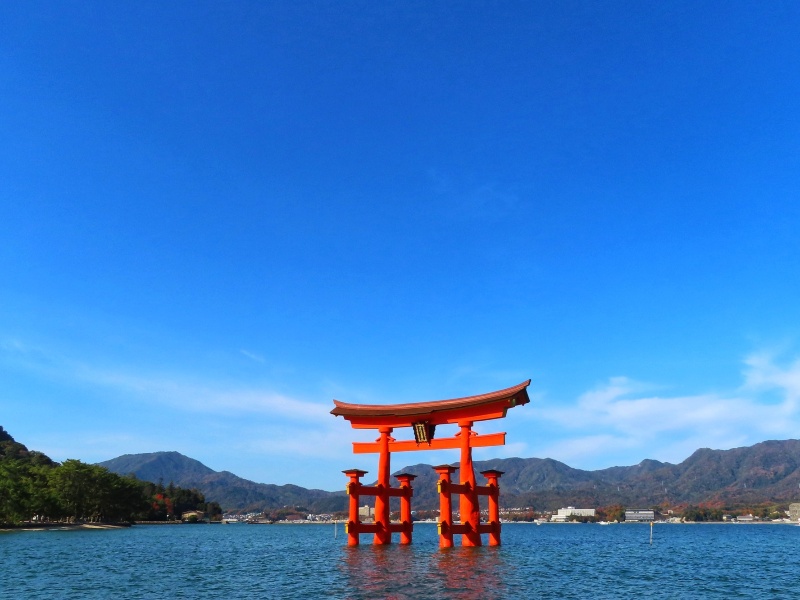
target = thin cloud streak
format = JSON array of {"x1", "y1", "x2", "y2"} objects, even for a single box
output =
[
  {"x1": 6, "y1": 338, "x2": 800, "y2": 478},
  {"x1": 239, "y1": 349, "x2": 266, "y2": 363},
  {"x1": 528, "y1": 351, "x2": 800, "y2": 470},
  {"x1": 77, "y1": 367, "x2": 332, "y2": 423},
  {"x1": 1, "y1": 338, "x2": 334, "y2": 426}
]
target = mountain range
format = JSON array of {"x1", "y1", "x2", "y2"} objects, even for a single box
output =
[
  {"x1": 98, "y1": 439, "x2": 800, "y2": 512},
  {"x1": 97, "y1": 452, "x2": 344, "y2": 513}
]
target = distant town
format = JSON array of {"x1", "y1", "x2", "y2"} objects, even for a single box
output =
[{"x1": 216, "y1": 502, "x2": 800, "y2": 525}]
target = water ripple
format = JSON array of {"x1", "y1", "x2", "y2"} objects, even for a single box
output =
[{"x1": 2, "y1": 523, "x2": 798, "y2": 599}]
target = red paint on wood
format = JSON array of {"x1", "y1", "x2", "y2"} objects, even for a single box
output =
[
  {"x1": 335, "y1": 381, "x2": 528, "y2": 547},
  {"x1": 351, "y1": 432, "x2": 506, "y2": 454}
]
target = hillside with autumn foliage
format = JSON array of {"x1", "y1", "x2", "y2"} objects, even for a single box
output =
[
  {"x1": 0, "y1": 426, "x2": 220, "y2": 525},
  {"x1": 97, "y1": 438, "x2": 800, "y2": 514}
]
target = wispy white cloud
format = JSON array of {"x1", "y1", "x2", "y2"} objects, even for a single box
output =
[
  {"x1": 239, "y1": 349, "x2": 265, "y2": 363},
  {"x1": 531, "y1": 434, "x2": 639, "y2": 468},
  {"x1": 442, "y1": 363, "x2": 532, "y2": 392},
  {"x1": 742, "y1": 350, "x2": 800, "y2": 413},
  {"x1": 528, "y1": 351, "x2": 800, "y2": 469},
  {"x1": 0, "y1": 340, "x2": 329, "y2": 423},
  {"x1": 76, "y1": 366, "x2": 333, "y2": 423},
  {"x1": 32, "y1": 431, "x2": 170, "y2": 466},
  {"x1": 7, "y1": 336, "x2": 800, "y2": 479},
  {"x1": 242, "y1": 428, "x2": 354, "y2": 460},
  {"x1": 487, "y1": 440, "x2": 529, "y2": 459}
]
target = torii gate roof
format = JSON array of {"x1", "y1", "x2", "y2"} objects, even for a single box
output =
[{"x1": 331, "y1": 380, "x2": 530, "y2": 429}]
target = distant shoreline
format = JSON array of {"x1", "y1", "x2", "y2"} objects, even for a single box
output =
[
  {"x1": 0, "y1": 522, "x2": 131, "y2": 532},
  {"x1": 4, "y1": 520, "x2": 797, "y2": 532}
]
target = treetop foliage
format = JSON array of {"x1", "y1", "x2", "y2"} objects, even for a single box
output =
[{"x1": 0, "y1": 426, "x2": 220, "y2": 525}]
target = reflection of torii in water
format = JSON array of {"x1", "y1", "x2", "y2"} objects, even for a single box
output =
[{"x1": 331, "y1": 380, "x2": 530, "y2": 547}]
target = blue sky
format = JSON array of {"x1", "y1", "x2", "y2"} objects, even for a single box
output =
[{"x1": 2, "y1": 1, "x2": 800, "y2": 491}]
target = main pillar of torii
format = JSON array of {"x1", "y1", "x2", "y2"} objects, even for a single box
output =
[{"x1": 331, "y1": 380, "x2": 530, "y2": 547}]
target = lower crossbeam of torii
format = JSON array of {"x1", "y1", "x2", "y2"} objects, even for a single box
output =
[{"x1": 331, "y1": 380, "x2": 530, "y2": 547}]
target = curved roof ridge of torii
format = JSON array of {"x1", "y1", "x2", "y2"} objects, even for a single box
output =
[{"x1": 330, "y1": 379, "x2": 531, "y2": 430}]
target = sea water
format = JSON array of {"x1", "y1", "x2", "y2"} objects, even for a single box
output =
[{"x1": 2, "y1": 522, "x2": 799, "y2": 599}]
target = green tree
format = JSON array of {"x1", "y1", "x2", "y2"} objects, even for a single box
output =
[
  {"x1": 48, "y1": 460, "x2": 97, "y2": 521},
  {"x1": 27, "y1": 463, "x2": 61, "y2": 521},
  {"x1": 0, "y1": 459, "x2": 32, "y2": 523}
]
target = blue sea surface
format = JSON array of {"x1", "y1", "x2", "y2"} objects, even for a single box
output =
[{"x1": 2, "y1": 522, "x2": 799, "y2": 599}]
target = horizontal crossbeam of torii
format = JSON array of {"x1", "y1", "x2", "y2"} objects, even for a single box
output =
[
  {"x1": 350, "y1": 432, "x2": 506, "y2": 454},
  {"x1": 331, "y1": 380, "x2": 530, "y2": 547}
]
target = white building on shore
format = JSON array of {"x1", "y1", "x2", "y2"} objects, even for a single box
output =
[
  {"x1": 551, "y1": 506, "x2": 596, "y2": 522},
  {"x1": 624, "y1": 509, "x2": 655, "y2": 522}
]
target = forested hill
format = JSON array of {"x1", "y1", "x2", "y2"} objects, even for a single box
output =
[
  {"x1": 6, "y1": 430, "x2": 799, "y2": 514},
  {"x1": 396, "y1": 439, "x2": 800, "y2": 510},
  {"x1": 1, "y1": 427, "x2": 217, "y2": 525},
  {"x1": 98, "y1": 451, "x2": 216, "y2": 485},
  {"x1": 0, "y1": 425, "x2": 54, "y2": 466},
  {"x1": 98, "y1": 452, "x2": 345, "y2": 513},
  {"x1": 99, "y1": 439, "x2": 800, "y2": 512}
]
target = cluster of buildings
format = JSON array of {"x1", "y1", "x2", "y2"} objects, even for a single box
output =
[
  {"x1": 549, "y1": 504, "x2": 800, "y2": 523},
  {"x1": 548, "y1": 507, "x2": 655, "y2": 522},
  {"x1": 223, "y1": 502, "x2": 800, "y2": 525}
]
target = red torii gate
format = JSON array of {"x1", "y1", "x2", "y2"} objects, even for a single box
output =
[{"x1": 331, "y1": 380, "x2": 530, "y2": 547}]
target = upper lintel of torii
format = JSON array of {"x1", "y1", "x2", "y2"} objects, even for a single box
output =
[{"x1": 330, "y1": 379, "x2": 530, "y2": 429}]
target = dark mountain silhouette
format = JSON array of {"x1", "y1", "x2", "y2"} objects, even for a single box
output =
[
  {"x1": 97, "y1": 451, "x2": 215, "y2": 486},
  {"x1": 97, "y1": 439, "x2": 800, "y2": 512},
  {"x1": 0, "y1": 425, "x2": 54, "y2": 466},
  {"x1": 460, "y1": 439, "x2": 800, "y2": 509},
  {"x1": 97, "y1": 452, "x2": 346, "y2": 513}
]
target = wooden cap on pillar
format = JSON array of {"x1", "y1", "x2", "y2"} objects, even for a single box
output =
[
  {"x1": 480, "y1": 469, "x2": 505, "y2": 478},
  {"x1": 343, "y1": 469, "x2": 368, "y2": 477}
]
